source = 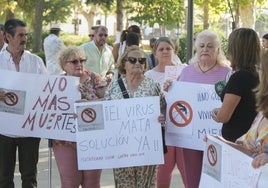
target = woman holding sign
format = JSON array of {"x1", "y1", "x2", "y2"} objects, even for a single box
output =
[
  {"x1": 52, "y1": 46, "x2": 107, "y2": 188},
  {"x1": 105, "y1": 45, "x2": 166, "y2": 187},
  {"x1": 212, "y1": 28, "x2": 260, "y2": 142},
  {"x1": 164, "y1": 30, "x2": 231, "y2": 188},
  {"x1": 145, "y1": 37, "x2": 187, "y2": 188},
  {"x1": 209, "y1": 51, "x2": 268, "y2": 184}
]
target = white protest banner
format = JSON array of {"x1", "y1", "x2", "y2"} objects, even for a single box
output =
[
  {"x1": 199, "y1": 135, "x2": 262, "y2": 188},
  {"x1": 164, "y1": 65, "x2": 185, "y2": 81},
  {"x1": 0, "y1": 69, "x2": 80, "y2": 141},
  {"x1": 74, "y1": 96, "x2": 164, "y2": 170},
  {"x1": 165, "y1": 81, "x2": 222, "y2": 150}
]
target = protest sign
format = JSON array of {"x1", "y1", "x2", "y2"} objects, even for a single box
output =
[
  {"x1": 74, "y1": 96, "x2": 164, "y2": 170},
  {"x1": 164, "y1": 65, "x2": 185, "y2": 81},
  {"x1": 165, "y1": 81, "x2": 222, "y2": 150},
  {"x1": 0, "y1": 69, "x2": 80, "y2": 141},
  {"x1": 199, "y1": 135, "x2": 262, "y2": 188}
]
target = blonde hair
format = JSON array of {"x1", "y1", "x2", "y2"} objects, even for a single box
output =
[{"x1": 58, "y1": 46, "x2": 86, "y2": 70}]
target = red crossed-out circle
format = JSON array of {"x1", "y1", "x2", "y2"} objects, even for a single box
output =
[
  {"x1": 169, "y1": 100, "x2": 193, "y2": 127},
  {"x1": 4, "y1": 92, "x2": 18, "y2": 106},
  {"x1": 81, "y1": 107, "x2": 96, "y2": 123},
  {"x1": 207, "y1": 144, "x2": 217, "y2": 166}
]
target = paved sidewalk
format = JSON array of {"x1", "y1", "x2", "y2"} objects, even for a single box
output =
[{"x1": 14, "y1": 139, "x2": 184, "y2": 188}]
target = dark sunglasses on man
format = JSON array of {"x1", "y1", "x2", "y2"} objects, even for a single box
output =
[{"x1": 98, "y1": 33, "x2": 108, "y2": 38}]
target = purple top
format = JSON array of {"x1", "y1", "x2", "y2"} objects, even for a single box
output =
[{"x1": 178, "y1": 64, "x2": 231, "y2": 84}]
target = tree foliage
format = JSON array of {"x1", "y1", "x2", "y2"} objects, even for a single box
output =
[
  {"x1": 43, "y1": 0, "x2": 75, "y2": 24},
  {"x1": 85, "y1": 0, "x2": 114, "y2": 10},
  {"x1": 0, "y1": 0, "x2": 74, "y2": 24},
  {"x1": 125, "y1": 0, "x2": 185, "y2": 29}
]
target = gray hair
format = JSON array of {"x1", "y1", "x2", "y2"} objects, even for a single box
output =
[{"x1": 189, "y1": 29, "x2": 229, "y2": 66}]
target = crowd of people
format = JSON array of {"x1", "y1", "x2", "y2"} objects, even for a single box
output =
[{"x1": 0, "y1": 17, "x2": 268, "y2": 188}]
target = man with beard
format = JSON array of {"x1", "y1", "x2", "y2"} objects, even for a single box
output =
[
  {"x1": 0, "y1": 18, "x2": 47, "y2": 188},
  {"x1": 80, "y1": 25, "x2": 114, "y2": 79}
]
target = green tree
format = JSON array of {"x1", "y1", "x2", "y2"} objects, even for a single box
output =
[
  {"x1": 84, "y1": 0, "x2": 117, "y2": 30},
  {"x1": 126, "y1": 0, "x2": 185, "y2": 34},
  {"x1": 43, "y1": 0, "x2": 74, "y2": 24},
  {"x1": 32, "y1": 0, "x2": 44, "y2": 53},
  {"x1": 195, "y1": 0, "x2": 227, "y2": 29},
  {"x1": 195, "y1": 0, "x2": 266, "y2": 30}
]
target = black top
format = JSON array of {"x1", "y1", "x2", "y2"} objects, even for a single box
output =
[{"x1": 221, "y1": 70, "x2": 259, "y2": 142}]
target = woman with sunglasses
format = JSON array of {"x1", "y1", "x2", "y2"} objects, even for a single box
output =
[
  {"x1": 105, "y1": 45, "x2": 166, "y2": 187},
  {"x1": 52, "y1": 46, "x2": 107, "y2": 188}
]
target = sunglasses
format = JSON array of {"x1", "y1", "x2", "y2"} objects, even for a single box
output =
[
  {"x1": 127, "y1": 57, "x2": 147, "y2": 64},
  {"x1": 98, "y1": 33, "x2": 108, "y2": 38},
  {"x1": 89, "y1": 34, "x2": 94, "y2": 37},
  {"x1": 67, "y1": 59, "x2": 86, "y2": 65}
]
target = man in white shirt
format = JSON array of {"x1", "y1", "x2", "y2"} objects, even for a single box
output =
[
  {"x1": 43, "y1": 24, "x2": 65, "y2": 75},
  {"x1": 0, "y1": 18, "x2": 47, "y2": 188},
  {"x1": 80, "y1": 26, "x2": 114, "y2": 79},
  {"x1": 0, "y1": 24, "x2": 8, "y2": 52}
]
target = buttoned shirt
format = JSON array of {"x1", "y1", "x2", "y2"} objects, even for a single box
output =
[
  {"x1": 0, "y1": 49, "x2": 47, "y2": 137},
  {"x1": 80, "y1": 41, "x2": 114, "y2": 78},
  {"x1": 44, "y1": 34, "x2": 65, "y2": 75},
  {"x1": 0, "y1": 49, "x2": 47, "y2": 74},
  {"x1": 0, "y1": 43, "x2": 8, "y2": 53}
]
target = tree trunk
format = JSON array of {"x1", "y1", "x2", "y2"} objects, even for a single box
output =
[
  {"x1": 234, "y1": 0, "x2": 239, "y2": 29},
  {"x1": 116, "y1": 0, "x2": 123, "y2": 32},
  {"x1": 32, "y1": 0, "x2": 44, "y2": 53},
  {"x1": 203, "y1": 2, "x2": 209, "y2": 29},
  {"x1": 5, "y1": 8, "x2": 14, "y2": 20},
  {"x1": 239, "y1": 0, "x2": 255, "y2": 28},
  {"x1": 80, "y1": 5, "x2": 95, "y2": 34}
]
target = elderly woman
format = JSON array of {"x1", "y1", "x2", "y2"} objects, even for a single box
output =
[
  {"x1": 52, "y1": 46, "x2": 106, "y2": 188},
  {"x1": 145, "y1": 37, "x2": 186, "y2": 88},
  {"x1": 145, "y1": 37, "x2": 186, "y2": 188},
  {"x1": 105, "y1": 45, "x2": 166, "y2": 187},
  {"x1": 164, "y1": 30, "x2": 231, "y2": 188}
]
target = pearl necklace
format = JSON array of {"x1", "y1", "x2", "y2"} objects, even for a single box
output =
[{"x1": 197, "y1": 62, "x2": 217, "y2": 73}]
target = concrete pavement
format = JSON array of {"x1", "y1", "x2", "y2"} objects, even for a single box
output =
[{"x1": 14, "y1": 139, "x2": 184, "y2": 188}]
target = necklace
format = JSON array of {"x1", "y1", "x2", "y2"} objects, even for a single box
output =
[{"x1": 198, "y1": 62, "x2": 217, "y2": 73}]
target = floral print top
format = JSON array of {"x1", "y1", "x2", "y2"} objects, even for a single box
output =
[
  {"x1": 240, "y1": 112, "x2": 268, "y2": 155},
  {"x1": 79, "y1": 69, "x2": 103, "y2": 101},
  {"x1": 52, "y1": 70, "x2": 103, "y2": 146},
  {"x1": 104, "y1": 77, "x2": 166, "y2": 113}
]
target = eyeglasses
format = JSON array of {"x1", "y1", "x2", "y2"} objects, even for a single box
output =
[
  {"x1": 67, "y1": 59, "x2": 86, "y2": 65},
  {"x1": 127, "y1": 57, "x2": 147, "y2": 64},
  {"x1": 98, "y1": 33, "x2": 108, "y2": 38}
]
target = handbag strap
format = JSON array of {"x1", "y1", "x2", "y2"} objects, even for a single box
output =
[{"x1": 118, "y1": 78, "x2": 130, "y2": 99}]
